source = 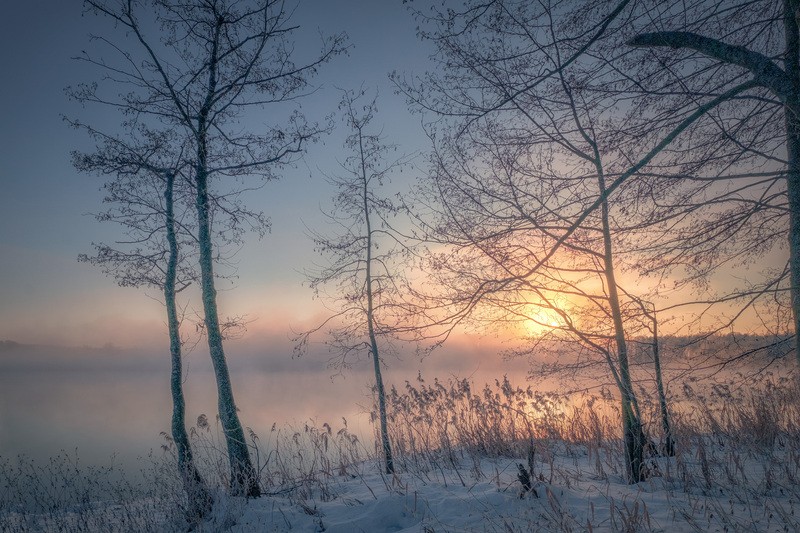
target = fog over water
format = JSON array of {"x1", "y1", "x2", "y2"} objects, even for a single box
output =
[{"x1": 0, "y1": 336, "x2": 531, "y2": 473}]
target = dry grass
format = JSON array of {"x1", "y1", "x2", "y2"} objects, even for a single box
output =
[{"x1": 2, "y1": 370, "x2": 799, "y2": 532}]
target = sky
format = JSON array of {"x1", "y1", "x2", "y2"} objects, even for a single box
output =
[
  {"x1": 0, "y1": 0, "x2": 434, "y2": 349},
  {"x1": 0, "y1": 1, "x2": 791, "y2": 352}
]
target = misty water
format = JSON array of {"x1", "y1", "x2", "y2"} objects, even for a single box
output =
[
  {"x1": 0, "y1": 368, "x2": 368, "y2": 471},
  {"x1": 0, "y1": 338, "x2": 530, "y2": 475}
]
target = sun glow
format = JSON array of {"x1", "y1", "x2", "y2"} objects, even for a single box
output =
[{"x1": 522, "y1": 305, "x2": 565, "y2": 336}]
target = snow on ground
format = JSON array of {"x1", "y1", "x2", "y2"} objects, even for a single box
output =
[
  {"x1": 3, "y1": 438, "x2": 799, "y2": 532},
  {"x1": 5, "y1": 372, "x2": 800, "y2": 532},
  {"x1": 217, "y1": 445, "x2": 799, "y2": 532}
]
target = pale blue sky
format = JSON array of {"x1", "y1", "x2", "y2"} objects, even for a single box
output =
[{"x1": 0, "y1": 1, "x2": 433, "y2": 347}]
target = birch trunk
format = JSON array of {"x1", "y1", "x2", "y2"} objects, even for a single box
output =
[
  {"x1": 192, "y1": 16, "x2": 259, "y2": 497},
  {"x1": 360, "y1": 132, "x2": 395, "y2": 475},
  {"x1": 164, "y1": 171, "x2": 213, "y2": 515},
  {"x1": 195, "y1": 166, "x2": 260, "y2": 497}
]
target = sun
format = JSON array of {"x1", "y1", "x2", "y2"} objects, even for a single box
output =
[{"x1": 522, "y1": 306, "x2": 564, "y2": 336}]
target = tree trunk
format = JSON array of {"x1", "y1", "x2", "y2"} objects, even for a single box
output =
[
  {"x1": 195, "y1": 166, "x2": 260, "y2": 497},
  {"x1": 787, "y1": 110, "x2": 800, "y2": 366},
  {"x1": 191, "y1": 19, "x2": 260, "y2": 496},
  {"x1": 607, "y1": 271, "x2": 647, "y2": 482},
  {"x1": 621, "y1": 398, "x2": 645, "y2": 481},
  {"x1": 369, "y1": 325, "x2": 394, "y2": 475},
  {"x1": 361, "y1": 132, "x2": 395, "y2": 475},
  {"x1": 651, "y1": 310, "x2": 675, "y2": 456},
  {"x1": 784, "y1": 0, "x2": 800, "y2": 366},
  {"x1": 597, "y1": 164, "x2": 647, "y2": 483},
  {"x1": 164, "y1": 171, "x2": 213, "y2": 516}
]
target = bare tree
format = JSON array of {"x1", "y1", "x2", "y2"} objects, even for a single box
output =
[
  {"x1": 73, "y1": 125, "x2": 213, "y2": 517},
  {"x1": 395, "y1": 0, "x2": 676, "y2": 481},
  {"x1": 295, "y1": 89, "x2": 413, "y2": 475},
  {"x1": 75, "y1": 0, "x2": 346, "y2": 496},
  {"x1": 623, "y1": 293, "x2": 675, "y2": 456},
  {"x1": 395, "y1": 0, "x2": 800, "y2": 476},
  {"x1": 623, "y1": 0, "x2": 799, "y2": 364}
]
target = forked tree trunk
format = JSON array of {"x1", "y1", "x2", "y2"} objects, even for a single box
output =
[
  {"x1": 606, "y1": 274, "x2": 648, "y2": 482},
  {"x1": 164, "y1": 171, "x2": 213, "y2": 517},
  {"x1": 570, "y1": 88, "x2": 650, "y2": 480},
  {"x1": 192, "y1": 18, "x2": 259, "y2": 497},
  {"x1": 630, "y1": 296, "x2": 675, "y2": 457}
]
